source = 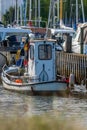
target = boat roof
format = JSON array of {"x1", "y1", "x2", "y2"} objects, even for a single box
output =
[
  {"x1": 0, "y1": 27, "x2": 32, "y2": 33},
  {"x1": 50, "y1": 28, "x2": 75, "y2": 35},
  {"x1": 30, "y1": 39, "x2": 56, "y2": 42}
]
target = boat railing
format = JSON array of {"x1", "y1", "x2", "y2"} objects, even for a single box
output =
[
  {"x1": 2, "y1": 65, "x2": 39, "y2": 84},
  {"x1": 2, "y1": 64, "x2": 9, "y2": 71}
]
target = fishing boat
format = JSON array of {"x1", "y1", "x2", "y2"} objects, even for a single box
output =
[{"x1": 1, "y1": 38, "x2": 68, "y2": 95}]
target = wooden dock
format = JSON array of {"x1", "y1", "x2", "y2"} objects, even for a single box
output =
[
  {"x1": 56, "y1": 52, "x2": 87, "y2": 84},
  {"x1": 1, "y1": 51, "x2": 87, "y2": 84}
]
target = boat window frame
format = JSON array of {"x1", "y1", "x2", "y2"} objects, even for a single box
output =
[
  {"x1": 30, "y1": 45, "x2": 34, "y2": 60},
  {"x1": 38, "y1": 44, "x2": 52, "y2": 60},
  {"x1": 5, "y1": 32, "x2": 29, "y2": 42},
  {"x1": 0, "y1": 32, "x2": 3, "y2": 41}
]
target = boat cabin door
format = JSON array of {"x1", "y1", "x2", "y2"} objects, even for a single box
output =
[{"x1": 28, "y1": 40, "x2": 56, "y2": 81}]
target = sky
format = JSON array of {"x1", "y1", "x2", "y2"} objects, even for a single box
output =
[{"x1": 0, "y1": 0, "x2": 23, "y2": 20}]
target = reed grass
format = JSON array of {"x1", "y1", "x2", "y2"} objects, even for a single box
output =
[{"x1": 0, "y1": 114, "x2": 86, "y2": 130}]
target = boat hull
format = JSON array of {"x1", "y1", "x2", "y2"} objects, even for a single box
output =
[{"x1": 2, "y1": 79, "x2": 68, "y2": 95}]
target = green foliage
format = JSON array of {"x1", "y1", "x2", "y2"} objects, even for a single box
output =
[
  {"x1": 0, "y1": 115, "x2": 86, "y2": 130},
  {"x1": 2, "y1": 7, "x2": 15, "y2": 25},
  {"x1": 2, "y1": 0, "x2": 87, "y2": 26}
]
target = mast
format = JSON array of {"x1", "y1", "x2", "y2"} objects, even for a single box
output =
[
  {"x1": 35, "y1": 0, "x2": 37, "y2": 26},
  {"x1": 23, "y1": 0, "x2": 26, "y2": 26},
  {"x1": 17, "y1": 0, "x2": 19, "y2": 24},
  {"x1": 57, "y1": 0, "x2": 60, "y2": 23},
  {"x1": 76, "y1": 0, "x2": 78, "y2": 25},
  {"x1": 29, "y1": 0, "x2": 32, "y2": 21},
  {"x1": 38, "y1": 0, "x2": 40, "y2": 27},
  {"x1": 0, "y1": 0, "x2": 2, "y2": 21},
  {"x1": 45, "y1": 0, "x2": 52, "y2": 38},
  {"x1": 76, "y1": 0, "x2": 85, "y2": 25},
  {"x1": 81, "y1": 0, "x2": 85, "y2": 22},
  {"x1": 47, "y1": 0, "x2": 59, "y2": 28},
  {"x1": 15, "y1": 0, "x2": 17, "y2": 21},
  {"x1": 53, "y1": 0, "x2": 55, "y2": 27},
  {"x1": 20, "y1": 4, "x2": 23, "y2": 25},
  {"x1": 48, "y1": 0, "x2": 54, "y2": 28},
  {"x1": 60, "y1": 0, "x2": 63, "y2": 25}
]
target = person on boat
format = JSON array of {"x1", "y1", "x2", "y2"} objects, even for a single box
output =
[
  {"x1": 23, "y1": 38, "x2": 30, "y2": 67},
  {"x1": 15, "y1": 47, "x2": 21, "y2": 62},
  {"x1": 15, "y1": 47, "x2": 24, "y2": 67},
  {"x1": 16, "y1": 37, "x2": 29, "y2": 68},
  {"x1": 24, "y1": 38, "x2": 29, "y2": 59},
  {"x1": 16, "y1": 47, "x2": 25, "y2": 67},
  {"x1": 16, "y1": 37, "x2": 25, "y2": 67}
]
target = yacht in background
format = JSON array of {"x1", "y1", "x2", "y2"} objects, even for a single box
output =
[{"x1": 71, "y1": 22, "x2": 87, "y2": 54}]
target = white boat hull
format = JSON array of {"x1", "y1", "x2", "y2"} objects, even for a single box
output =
[{"x1": 2, "y1": 78, "x2": 68, "y2": 95}]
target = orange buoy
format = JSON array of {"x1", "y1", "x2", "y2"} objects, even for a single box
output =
[{"x1": 15, "y1": 79, "x2": 22, "y2": 83}]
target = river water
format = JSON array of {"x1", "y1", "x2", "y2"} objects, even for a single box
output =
[{"x1": 0, "y1": 85, "x2": 87, "y2": 127}]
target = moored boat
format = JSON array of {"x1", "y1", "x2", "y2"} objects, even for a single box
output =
[{"x1": 1, "y1": 38, "x2": 69, "y2": 95}]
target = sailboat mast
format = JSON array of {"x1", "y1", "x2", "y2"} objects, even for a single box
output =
[
  {"x1": 29, "y1": 0, "x2": 32, "y2": 21},
  {"x1": 76, "y1": 0, "x2": 78, "y2": 25},
  {"x1": 38, "y1": 0, "x2": 40, "y2": 27},
  {"x1": 35, "y1": 0, "x2": 37, "y2": 26},
  {"x1": 57, "y1": 0, "x2": 60, "y2": 23},
  {"x1": 17, "y1": 0, "x2": 19, "y2": 24},
  {"x1": 20, "y1": 4, "x2": 23, "y2": 25},
  {"x1": 53, "y1": 0, "x2": 55, "y2": 27},
  {"x1": 60, "y1": 0, "x2": 63, "y2": 23},
  {"x1": 81, "y1": 0, "x2": 85, "y2": 22},
  {"x1": 23, "y1": 0, "x2": 26, "y2": 26},
  {"x1": 15, "y1": 0, "x2": 17, "y2": 21}
]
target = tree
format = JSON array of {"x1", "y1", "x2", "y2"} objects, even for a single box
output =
[
  {"x1": 2, "y1": 11, "x2": 10, "y2": 25},
  {"x1": 2, "y1": 7, "x2": 15, "y2": 25}
]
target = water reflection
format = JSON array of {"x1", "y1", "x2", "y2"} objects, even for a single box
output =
[{"x1": 0, "y1": 85, "x2": 87, "y2": 126}]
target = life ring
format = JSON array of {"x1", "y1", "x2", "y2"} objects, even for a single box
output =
[{"x1": 15, "y1": 79, "x2": 22, "y2": 83}]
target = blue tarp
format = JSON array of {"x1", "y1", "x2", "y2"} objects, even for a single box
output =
[{"x1": 16, "y1": 58, "x2": 23, "y2": 67}]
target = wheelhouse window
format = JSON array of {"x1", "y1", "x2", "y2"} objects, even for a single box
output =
[
  {"x1": 5, "y1": 32, "x2": 29, "y2": 42},
  {"x1": 4, "y1": 33, "x2": 29, "y2": 47},
  {"x1": 30, "y1": 45, "x2": 34, "y2": 60},
  {"x1": 38, "y1": 44, "x2": 52, "y2": 60}
]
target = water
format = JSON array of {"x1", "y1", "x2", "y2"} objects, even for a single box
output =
[{"x1": 0, "y1": 85, "x2": 87, "y2": 127}]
